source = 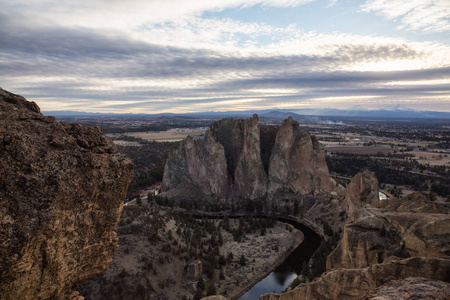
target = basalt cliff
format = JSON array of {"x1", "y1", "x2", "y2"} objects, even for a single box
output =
[
  {"x1": 0, "y1": 89, "x2": 134, "y2": 299},
  {"x1": 162, "y1": 115, "x2": 335, "y2": 200}
]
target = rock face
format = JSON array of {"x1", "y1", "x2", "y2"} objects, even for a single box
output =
[
  {"x1": 259, "y1": 177, "x2": 450, "y2": 300},
  {"x1": 268, "y1": 117, "x2": 334, "y2": 195},
  {"x1": 328, "y1": 192, "x2": 450, "y2": 270},
  {"x1": 162, "y1": 129, "x2": 229, "y2": 199},
  {"x1": 260, "y1": 257, "x2": 450, "y2": 300},
  {"x1": 227, "y1": 115, "x2": 267, "y2": 198},
  {"x1": 0, "y1": 89, "x2": 134, "y2": 299},
  {"x1": 341, "y1": 170, "x2": 379, "y2": 219},
  {"x1": 162, "y1": 115, "x2": 335, "y2": 199},
  {"x1": 364, "y1": 277, "x2": 450, "y2": 300}
]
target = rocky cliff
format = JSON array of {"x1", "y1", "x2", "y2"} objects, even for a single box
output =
[
  {"x1": 341, "y1": 170, "x2": 379, "y2": 220},
  {"x1": 162, "y1": 115, "x2": 335, "y2": 199},
  {"x1": 259, "y1": 171, "x2": 450, "y2": 300},
  {"x1": 0, "y1": 88, "x2": 134, "y2": 299},
  {"x1": 260, "y1": 257, "x2": 450, "y2": 300},
  {"x1": 268, "y1": 117, "x2": 335, "y2": 195}
]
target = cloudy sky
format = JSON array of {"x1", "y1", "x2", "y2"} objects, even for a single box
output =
[{"x1": 1, "y1": 0, "x2": 449, "y2": 113}]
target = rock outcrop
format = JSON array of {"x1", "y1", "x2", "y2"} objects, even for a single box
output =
[
  {"x1": 328, "y1": 192, "x2": 450, "y2": 270},
  {"x1": 162, "y1": 129, "x2": 229, "y2": 199},
  {"x1": 260, "y1": 257, "x2": 450, "y2": 300},
  {"x1": 364, "y1": 277, "x2": 450, "y2": 300},
  {"x1": 0, "y1": 88, "x2": 134, "y2": 299},
  {"x1": 162, "y1": 115, "x2": 335, "y2": 199},
  {"x1": 341, "y1": 170, "x2": 379, "y2": 219},
  {"x1": 268, "y1": 117, "x2": 335, "y2": 195},
  {"x1": 259, "y1": 173, "x2": 450, "y2": 300}
]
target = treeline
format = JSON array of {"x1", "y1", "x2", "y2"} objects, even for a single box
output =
[
  {"x1": 117, "y1": 138, "x2": 179, "y2": 196},
  {"x1": 326, "y1": 156, "x2": 450, "y2": 197}
]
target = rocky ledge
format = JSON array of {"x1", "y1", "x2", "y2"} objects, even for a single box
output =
[{"x1": 0, "y1": 88, "x2": 134, "y2": 299}]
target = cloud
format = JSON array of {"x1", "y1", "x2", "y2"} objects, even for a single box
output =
[
  {"x1": 361, "y1": 0, "x2": 450, "y2": 32},
  {"x1": 2, "y1": 0, "x2": 314, "y2": 30},
  {"x1": 1, "y1": 0, "x2": 449, "y2": 113}
]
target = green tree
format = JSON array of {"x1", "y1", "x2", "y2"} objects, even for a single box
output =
[{"x1": 239, "y1": 254, "x2": 246, "y2": 266}]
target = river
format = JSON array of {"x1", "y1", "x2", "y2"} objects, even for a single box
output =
[
  {"x1": 237, "y1": 219, "x2": 322, "y2": 300},
  {"x1": 189, "y1": 214, "x2": 322, "y2": 300}
]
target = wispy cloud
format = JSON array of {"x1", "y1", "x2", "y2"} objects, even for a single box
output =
[
  {"x1": 362, "y1": 0, "x2": 450, "y2": 32},
  {"x1": 1, "y1": 0, "x2": 449, "y2": 113}
]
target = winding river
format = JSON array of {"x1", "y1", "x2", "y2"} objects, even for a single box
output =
[
  {"x1": 237, "y1": 219, "x2": 321, "y2": 300},
  {"x1": 190, "y1": 213, "x2": 322, "y2": 300}
]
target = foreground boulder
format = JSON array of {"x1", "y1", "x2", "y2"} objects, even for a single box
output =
[
  {"x1": 0, "y1": 88, "x2": 134, "y2": 299},
  {"x1": 162, "y1": 115, "x2": 335, "y2": 199}
]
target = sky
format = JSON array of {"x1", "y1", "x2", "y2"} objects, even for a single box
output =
[{"x1": 1, "y1": 0, "x2": 449, "y2": 113}]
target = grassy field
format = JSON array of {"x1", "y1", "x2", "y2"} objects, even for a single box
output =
[
  {"x1": 121, "y1": 129, "x2": 207, "y2": 142},
  {"x1": 325, "y1": 146, "x2": 393, "y2": 155}
]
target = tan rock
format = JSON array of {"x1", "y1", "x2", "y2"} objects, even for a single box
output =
[
  {"x1": 364, "y1": 277, "x2": 450, "y2": 300},
  {"x1": 259, "y1": 257, "x2": 450, "y2": 300},
  {"x1": 342, "y1": 170, "x2": 379, "y2": 219},
  {"x1": 233, "y1": 114, "x2": 268, "y2": 198},
  {"x1": 201, "y1": 296, "x2": 228, "y2": 300},
  {"x1": 162, "y1": 115, "x2": 334, "y2": 200},
  {"x1": 268, "y1": 117, "x2": 335, "y2": 195},
  {"x1": 329, "y1": 192, "x2": 450, "y2": 271},
  {"x1": 0, "y1": 88, "x2": 134, "y2": 300},
  {"x1": 162, "y1": 128, "x2": 229, "y2": 199}
]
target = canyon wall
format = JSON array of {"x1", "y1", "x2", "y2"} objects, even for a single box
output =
[
  {"x1": 162, "y1": 115, "x2": 335, "y2": 199},
  {"x1": 0, "y1": 88, "x2": 134, "y2": 299}
]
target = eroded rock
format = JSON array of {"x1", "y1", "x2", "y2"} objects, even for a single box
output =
[
  {"x1": 0, "y1": 88, "x2": 134, "y2": 299},
  {"x1": 260, "y1": 257, "x2": 450, "y2": 300},
  {"x1": 268, "y1": 117, "x2": 335, "y2": 195},
  {"x1": 341, "y1": 170, "x2": 379, "y2": 219},
  {"x1": 162, "y1": 115, "x2": 335, "y2": 200}
]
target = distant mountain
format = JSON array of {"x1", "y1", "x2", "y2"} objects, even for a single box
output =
[
  {"x1": 259, "y1": 110, "x2": 305, "y2": 120},
  {"x1": 347, "y1": 105, "x2": 369, "y2": 111},
  {"x1": 43, "y1": 106, "x2": 450, "y2": 120},
  {"x1": 380, "y1": 105, "x2": 415, "y2": 112}
]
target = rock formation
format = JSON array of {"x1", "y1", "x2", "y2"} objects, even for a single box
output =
[
  {"x1": 162, "y1": 115, "x2": 335, "y2": 199},
  {"x1": 162, "y1": 129, "x2": 229, "y2": 199},
  {"x1": 341, "y1": 170, "x2": 379, "y2": 219},
  {"x1": 0, "y1": 88, "x2": 134, "y2": 299},
  {"x1": 259, "y1": 171, "x2": 450, "y2": 300},
  {"x1": 329, "y1": 192, "x2": 450, "y2": 270},
  {"x1": 268, "y1": 117, "x2": 335, "y2": 195},
  {"x1": 364, "y1": 277, "x2": 450, "y2": 300},
  {"x1": 200, "y1": 296, "x2": 228, "y2": 300},
  {"x1": 260, "y1": 257, "x2": 450, "y2": 300}
]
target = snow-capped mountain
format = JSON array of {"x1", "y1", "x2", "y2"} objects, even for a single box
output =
[{"x1": 380, "y1": 105, "x2": 415, "y2": 112}]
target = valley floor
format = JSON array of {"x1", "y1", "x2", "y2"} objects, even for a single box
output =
[{"x1": 78, "y1": 200, "x2": 303, "y2": 300}]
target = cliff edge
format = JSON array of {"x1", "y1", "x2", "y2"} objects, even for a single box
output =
[{"x1": 0, "y1": 88, "x2": 134, "y2": 299}]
